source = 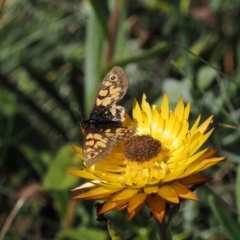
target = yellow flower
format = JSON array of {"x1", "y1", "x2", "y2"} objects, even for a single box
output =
[{"x1": 66, "y1": 94, "x2": 224, "y2": 222}]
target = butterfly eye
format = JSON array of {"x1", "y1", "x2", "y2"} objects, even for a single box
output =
[{"x1": 110, "y1": 75, "x2": 116, "y2": 81}]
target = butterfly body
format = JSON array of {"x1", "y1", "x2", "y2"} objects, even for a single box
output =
[
  {"x1": 81, "y1": 119, "x2": 122, "y2": 129},
  {"x1": 81, "y1": 66, "x2": 135, "y2": 166}
]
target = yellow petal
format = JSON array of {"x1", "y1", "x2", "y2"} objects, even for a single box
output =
[
  {"x1": 169, "y1": 117, "x2": 181, "y2": 141},
  {"x1": 166, "y1": 112, "x2": 176, "y2": 136},
  {"x1": 177, "y1": 174, "x2": 212, "y2": 185},
  {"x1": 141, "y1": 94, "x2": 152, "y2": 123},
  {"x1": 184, "y1": 102, "x2": 191, "y2": 120},
  {"x1": 128, "y1": 194, "x2": 146, "y2": 220},
  {"x1": 194, "y1": 157, "x2": 225, "y2": 172},
  {"x1": 175, "y1": 119, "x2": 189, "y2": 141},
  {"x1": 161, "y1": 94, "x2": 169, "y2": 121},
  {"x1": 156, "y1": 114, "x2": 165, "y2": 139},
  {"x1": 127, "y1": 193, "x2": 148, "y2": 212},
  {"x1": 111, "y1": 188, "x2": 139, "y2": 201},
  {"x1": 71, "y1": 144, "x2": 83, "y2": 159},
  {"x1": 170, "y1": 182, "x2": 199, "y2": 201},
  {"x1": 115, "y1": 201, "x2": 128, "y2": 211},
  {"x1": 144, "y1": 185, "x2": 159, "y2": 194},
  {"x1": 73, "y1": 186, "x2": 121, "y2": 200},
  {"x1": 141, "y1": 111, "x2": 151, "y2": 134},
  {"x1": 174, "y1": 96, "x2": 184, "y2": 120},
  {"x1": 133, "y1": 98, "x2": 142, "y2": 129},
  {"x1": 197, "y1": 115, "x2": 213, "y2": 134},
  {"x1": 98, "y1": 200, "x2": 117, "y2": 214},
  {"x1": 157, "y1": 185, "x2": 179, "y2": 203},
  {"x1": 194, "y1": 128, "x2": 214, "y2": 153},
  {"x1": 185, "y1": 149, "x2": 208, "y2": 165},
  {"x1": 64, "y1": 169, "x2": 98, "y2": 180},
  {"x1": 190, "y1": 115, "x2": 201, "y2": 134},
  {"x1": 197, "y1": 148, "x2": 219, "y2": 159},
  {"x1": 151, "y1": 106, "x2": 160, "y2": 137},
  {"x1": 99, "y1": 199, "x2": 128, "y2": 214},
  {"x1": 147, "y1": 195, "x2": 166, "y2": 222},
  {"x1": 72, "y1": 180, "x2": 100, "y2": 191},
  {"x1": 181, "y1": 153, "x2": 224, "y2": 177}
]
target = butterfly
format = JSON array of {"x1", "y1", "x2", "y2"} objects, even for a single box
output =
[{"x1": 80, "y1": 66, "x2": 136, "y2": 166}]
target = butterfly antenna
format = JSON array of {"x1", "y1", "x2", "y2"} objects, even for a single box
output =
[
  {"x1": 59, "y1": 106, "x2": 84, "y2": 139},
  {"x1": 59, "y1": 123, "x2": 80, "y2": 138},
  {"x1": 74, "y1": 105, "x2": 83, "y2": 122}
]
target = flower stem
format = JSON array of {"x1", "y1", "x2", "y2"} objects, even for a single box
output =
[
  {"x1": 155, "y1": 204, "x2": 180, "y2": 240},
  {"x1": 155, "y1": 217, "x2": 172, "y2": 240}
]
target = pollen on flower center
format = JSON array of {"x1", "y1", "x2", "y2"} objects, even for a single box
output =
[{"x1": 123, "y1": 135, "x2": 161, "y2": 162}]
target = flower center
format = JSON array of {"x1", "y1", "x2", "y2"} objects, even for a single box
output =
[{"x1": 123, "y1": 135, "x2": 161, "y2": 162}]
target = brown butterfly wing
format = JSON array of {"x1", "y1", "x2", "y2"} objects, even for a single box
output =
[
  {"x1": 82, "y1": 66, "x2": 135, "y2": 166},
  {"x1": 83, "y1": 126, "x2": 136, "y2": 166},
  {"x1": 89, "y1": 66, "x2": 129, "y2": 122}
]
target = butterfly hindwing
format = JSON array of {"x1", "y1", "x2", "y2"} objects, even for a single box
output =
[
  {"x1": 83, "y1": 126, "x2": 136, "y2": 166},
  {"x1": 83, "y1": 128, "x2": 115, "y2": 166}
]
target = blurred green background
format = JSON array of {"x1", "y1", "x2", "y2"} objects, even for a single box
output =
[{"x1": 1, "y1": 0, "x2": 240, "y2": 239}]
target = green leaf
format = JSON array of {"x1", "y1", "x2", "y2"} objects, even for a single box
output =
[
  {"x1": 107, "y1": 42, "x2": 171, "y2": 70},
  {"x1": 176, "y1": 31, "x2": 213, "y2": 70},
  {"x1": 43, "y1": 145, "x2": 80, "y2": 191},
  {"x1": 108, "y1": 221, "x2": 123, "y2": 240},
  {"x1": 208, "y1": 195, "x2": 240, "y2": 240},
  {"x1": 180, "y1": 0, "x2": 191, "y2": 15},
  {"x1": 197, "y1": 66, "x2": 217, "y2": 90},
  {"x1": 88, "y1": 0, "x2": 109, "y2": 39},
  {"x1": 112, "y1": 3, "x2": 129, "y2": 61},
  {"x1": 161, "y1": 77, "x2": 192, "y2": 103},
  {"x1": 144, "y1": 1, "x2": 173, "y2": 13},
  {"x1": 57, "y1": 227, "x2": 108, "y2": 240},
  {"x1": 236, "y1": 164, "x2": 240, "y2": 219},
  {"x1": 84, "y1": 7, "x2": 105, "y2": 116}
]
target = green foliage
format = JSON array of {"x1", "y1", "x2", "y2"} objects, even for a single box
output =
[
  {"x1": 1, "y1": 0, "x2": 240, "y2": 239},
  {"x1": 57, "y1": 227, "x2": 108, "y2": 240},
  {"x1": 196, "y1": 66, "x2": 217, "y2": 91},
  {"x1": 208, "y1": 195, "x2": 239, "y2": 240},
  {"x1": 43, "y1": 145, "x2": 80, "y2": 191}
]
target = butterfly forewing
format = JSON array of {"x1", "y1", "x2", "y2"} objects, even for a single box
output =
[
  {"x1": 111, "y1": 127, "x2": 136, "y2": 142},
  {"x1": 82, "y1": 66, "x2": 135, "y2": 166},
  {"x1": 90, "y1": 66, "x2": 129, "y2": 121}
]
